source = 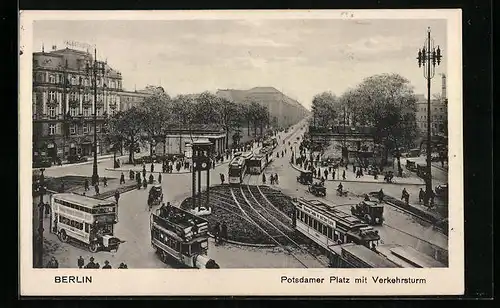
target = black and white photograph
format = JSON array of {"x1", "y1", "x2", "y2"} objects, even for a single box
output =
[{"x1": 20, "y1": 10, "x2": 463, "y2": 296}]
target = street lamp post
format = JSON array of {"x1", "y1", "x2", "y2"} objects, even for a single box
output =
[
  {"x1": 417, "y1": 27, "x2": 442, "y2": 203},
  {"x1": 86, "y1": 48, "x2": 106, "y2": 186},
  {"x1": 36, "y1": 168, "x2": 46, "y2": 268}
]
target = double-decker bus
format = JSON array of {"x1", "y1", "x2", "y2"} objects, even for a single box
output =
[
  {"x1": 228, "y1": 151, "x2": 254, "y2": 184},
  {"x1": 150, "y1": 206, "x2": 220, "y2": 269},
  {"x1": 50, "y1": 193, "x2": 123, "y2": 253},
  {"x1": 292, "y1": 198, "x2": 380, "y2": 251}
]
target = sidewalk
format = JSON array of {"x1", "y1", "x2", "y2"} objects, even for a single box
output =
[
  {"x1": 289, "y1": 162, "x2": 425, "y2": 186},
  {"x1": 46, "y1": 154, "x2": 131, "y2": 170}
]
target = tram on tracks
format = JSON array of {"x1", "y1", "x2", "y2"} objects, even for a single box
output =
[
  {"x1": 247, "y1": 148, "x2": 273, "y2": 175},
  {"x1": 228, "y1": 151, "x2": 254, "y2": 184},
  {"x1": 328, "y1": 243, "x2": 446, "y2": 268},
  {"x1": 291, "y1": 198, "x2": 381, "y2": 251},
  {"x1": 150, "y1": 206, "x2": 220, "y2": 269},
  {"x1": 50, "y1": 193, "x2": 124, "y2": 253}
]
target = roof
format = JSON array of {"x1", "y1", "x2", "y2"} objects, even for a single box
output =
[
  {"x1": 342, "y1": 245, "x2": 398, "y2": 268},
  {"x1": 390, "y1": 246, "x2": 446, "y2": 268},
  {"x1": 52, "y1": 193, "x2": 115, "y2": 208},
  {"x1": 298, "y1": 199, "x2": 367, "y2": 229}
]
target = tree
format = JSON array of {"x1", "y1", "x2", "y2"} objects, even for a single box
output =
[
  {"x1": 311, "y1": 92, "x2": 338, "y2": 128},
  {"x1": 353, "y1": 73, "x2": 419, "y2": 169},
  {"x1": 139, "y1": 92, "x2": 172, "y2": 157},
  {"x1": 248, "y1": 101, "x2": 262, "y2": 136},
  {"x1": 192, "y1": 91, "x2": 220, "y2": 124},
  {"x1": 110, "y1": 107, "x2": 147, "y2": 164},
  {"x1": 217, "y1": 97, "x2": 240, "y2": 149}
]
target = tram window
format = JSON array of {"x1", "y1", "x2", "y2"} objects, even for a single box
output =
[
  {"x1": 313, "y1": 220, "x2": 318, "y2": 230},
  {"x1": 327, "y1": 227, "x2": 333, "y2": 239},
  {"x1": 322, "y1": 225, "x2": 328, "y2": 236},
  {"x1": 300, "y1": 211, "x2": 304, "y2": 221},
  {"x1": 85, "y1": 223, "x2": 90, "y2": 233},
  {"x1": 304, "y1": 215, "x2": 308, "y2": 224}
]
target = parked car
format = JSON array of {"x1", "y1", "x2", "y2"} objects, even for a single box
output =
[{"x1": 67, "y1": 154, "x2": 88, "y2": 164}]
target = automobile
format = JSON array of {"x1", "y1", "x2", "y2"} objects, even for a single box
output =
[
  {"x1": 296, "y1": 170, "x2": 313, "y2": 185},
  {"x1": 67, "y1": 154, "x2": 88, "y2": 164},
  {"x1": 308, "y1": 182, "x2": 326, "y2": 197},
  {"x1": 435, "y1": 183, "x2": 448, "y2": 199}
]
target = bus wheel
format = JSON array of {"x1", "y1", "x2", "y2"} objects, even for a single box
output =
[
  {"x1": 59, "y1": 230, "x2": 69, "y2": 243},
  {"x1": 89, "y1": 242, "x2": 99, "y2": 253}
]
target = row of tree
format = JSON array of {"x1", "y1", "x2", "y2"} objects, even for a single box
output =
[
  {"x1": 107, "y1": 88, "x2": 272, "y2": 163},
  {"x1": 310, "y1": 73, "x2": 420, "y2": 166}
]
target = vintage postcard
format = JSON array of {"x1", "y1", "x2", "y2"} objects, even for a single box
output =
[{"x1": 19, "y1": 9, "x2": 463, "y2": 296}]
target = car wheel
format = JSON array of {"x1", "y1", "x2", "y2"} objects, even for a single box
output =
[
  {"x1": 89, "y1": 242, "x2": 99, "y2": 253},
  {"x1": 59, "y1": 230, "x2": 69, "y2": 243}
]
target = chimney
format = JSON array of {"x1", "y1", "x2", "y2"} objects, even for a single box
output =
[{"x1": 441, "y1": 74, "x2": 447, "y2": 101}]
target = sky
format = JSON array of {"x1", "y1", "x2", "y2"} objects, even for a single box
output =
[{"x1": 32, "y1": 18, "x2": 447, "y2": 110}]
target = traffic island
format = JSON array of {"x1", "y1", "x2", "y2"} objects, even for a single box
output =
[{"x1": 179, "y1": 185, "x2": 298, "y2": 246}]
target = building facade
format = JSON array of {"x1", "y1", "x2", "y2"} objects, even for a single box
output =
[
  {"x1": 32, "y1": 47, "x2": 123, "y2": 160},
  {"x1": 118, "y1": 90, "x2": 151, "y2": 112},
  {"x1": 415, "y1": 74, "x2": 448, "y2": 137}
]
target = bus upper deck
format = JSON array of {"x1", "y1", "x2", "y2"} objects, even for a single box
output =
[{"x1": 152, "y1": 206, "x2": 209, "y2": 241}]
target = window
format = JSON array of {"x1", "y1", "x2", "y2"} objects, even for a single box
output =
[
  {"x1": 70, "y1": 107, "x2": 78, "y2": 117},
  {"x1": 84, "y1": 93, "x2": 90, "y2": 102},
  {"x1": 49, "y1": 91, "x2": 56, "y2": 101},
  {"x1": 96, "y1": 124, "x2": 101, "y2": 133},
  {"x1": 49, "y1": 124, "x2": 56, "y2": 135},
  {"x1": 83, "y1": 123, "x2": 88, "y2": 134},
  {"x1": 83, "y1": 107, "x2": 91, "y2": 117},
  {"x1": 70, "y1": 92, "x2": 77, "y2": 101},
  {"x1": 70, "y1": 124, "x2": 76, "y2": 135},
  {"x1": 96, "y1": 108, "x2": 101, "y2": 116},
  {"x1": 48, "y1": 106, "x2": 56, "y2": 118},
  {"x1": 49, "y1": 74, "x2": 56, "y2": 83}
]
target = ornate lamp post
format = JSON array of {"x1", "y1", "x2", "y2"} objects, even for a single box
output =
[
  {"x1": 85, "y1": 49, "x2": 106, "y2": 186},
  {"x1": 417, "y1": 27, "x2": 442, "y2": 202}
]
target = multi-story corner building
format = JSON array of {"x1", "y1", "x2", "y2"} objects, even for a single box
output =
[
  {"x1": 32, "y1": 47, "x2": 123, "y2": 160},
  {"x1": 118, "y1": 90, "x2": 151, "y2": 112}
]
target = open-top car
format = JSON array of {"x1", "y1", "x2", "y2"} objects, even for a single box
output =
[
  {"x1": 308, "y1": 182, "x2": 326, "y2": 197},
  {"x1": 296, "y1": 169, "x2": 313, "y2": 185}
]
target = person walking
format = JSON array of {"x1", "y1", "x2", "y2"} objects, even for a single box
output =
[
  {"x1": 274, "y1": 173, "x2": 279, "y2": 185},
  {"x1": 142, "y1": 165, "x2": 146, "y2": 178},
  {"x1": 46, "y1": 256, "x2": 59, "y2": 268},
  {"x1": 102, "y1": 260, "x2": 112, "y2": 269},
  {"x1": 114, "y1": 189, "x2": 120, "y2": 205},
  {"x1": 129, "y1": 170, "x2": 134, "y2": 180},
  {"x1": 324, "y1": 169, "x2": 329, "y2": 181},
  {"x1": 150, "y1": 163, "x2": 154, "y2": 173},
  {"x1": 270, "y1": 174, "x2": 274, "y2": 185},
  {"x1": 143, "y1": 178, "x2": 148, "y2": 189},
  {"x1": 103, "y1": 177, "x2": 108, "y2": 187},
  {"x1": 220, "y1": 221, "x2": 228, "y2": 243},
  {"x1": 85, "y1": 257, "x2": 96, "y2": 269},
  {"x1": 332, "y1": 169, "x2": 336, "y2": 181},
  {"x1": 342, "y1": 170, "x2": 346, "y2": 180},
  {"x1": 262, "y1": 173, "x2": 266, "y2": 184},
  {"x1": 157, "y1": 172, "x2": 162, "y2": 184},
  {"x1": 419, "y1": 188, "x2": 425, "y2": 204},
  {"x1": 401, "y1": 188, "x2": 409, "y2": 205},
  {"x1": 77, "y1": 256, "x2": 84, "y2": 269},
  {"x1": 94, "y1": 184, "x2": 100, "y2": 196},
  {"x1": 120, "y1": 172, "x2": 125, "y2": 184},
  {"x1": 84, "y1": 178, "x2": 89, "y2": 191},
  {"x1": 213, "y1": 222, "x2": 221, "y2": 244},
  {"x1": 220, "y1": 173, "x2": 225, "y2": 185}
]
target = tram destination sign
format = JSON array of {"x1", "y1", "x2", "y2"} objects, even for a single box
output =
[{"x1": 301, "y1": 203, "x2": 336, "y2": 228}]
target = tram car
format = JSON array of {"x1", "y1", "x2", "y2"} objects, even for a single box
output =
[
  {"x1": 150, "y1": 206, "x2": 220, "y2": 269},
  {"x1": 247, "y1": 151, "x2": 273, "y2": 175},
  {"x1": 292, "y1": 198, "x2": 381, "y2": 252},
  {"x1": 50, "y1": 193, "x2": 124, "y2": 253},
  {"x1": 228, "y1": 151, "x2": 254, "y2": 184}
]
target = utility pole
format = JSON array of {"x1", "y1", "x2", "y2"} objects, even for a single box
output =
[{"x1": 36, "y1": 168, "x2": 46, "y2": 268}]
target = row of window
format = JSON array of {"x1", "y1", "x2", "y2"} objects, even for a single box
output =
[
  {"x1": 296, "y1": 209, "x2": 343, "y2": 242},
  {"x1": 47, "y1": 122, "x2": 102, "y2": 135},
  {"x1": 34, "y1": 71, "x2": 122, "y2": 89},
  {"x1": 54, "y1": 199, "x2": 115, "y2": 215},
  {"x1": 45, "y1": 91, "x2": 119, "y2": 103},
  {"x1": 152, "y1": 228, "x2": 181, "y2": 251}
]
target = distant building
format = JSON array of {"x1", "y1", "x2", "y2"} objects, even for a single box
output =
[
  {"x1": 118, "y1": 90, "x2": 151, "y2": 111},
  {"x1": 216, "y1": 87, "x2": 309, "y2": 128},
  {"x1": 32, "y1": 46, "x2": 123, "y2": 160},
  {"x1": 415, "y1": 74, "x2": 448, "y2": 136}
]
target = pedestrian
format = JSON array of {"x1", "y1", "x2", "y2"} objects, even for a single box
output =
[
  {"x1": 94, "y1": 184, "x2": 100, "y2": 196},
  {"x1": 85, "y1": 257, "x2": 96, "y2": 269},
  {"x1": 46, "y1": 256, "x2": 59, "y2": 268},
  {"x1": 401, "y1": 188, "x2": 409, "y2": 205},
  {"x1": 84, "y1": 178, "x2": 89, "y2": 191},
  {"x1": 274, "y1": 173, "x2": 279, "y2": 184},
  {"x1": 262, "y1": 173, "x2": 266, "y2": 184},
  {"x1": 220, "y1": 173, "x2": 225, "y2": 185},
  {"x1": 150, "y1": 163, "x2": 154, "y2": 173},
  {"x1": 149, "y1": 173, "x2": 154, "y2": 184},
  {"x1": 77, "y1": 256, "x2": 84, "y2": 269},
  {"x1": 103, "y1": 177, "x2": 108, "y2": 187},
  {"x1": 429, "y1": 189, "x2": 436, "y2": 207},
  {"x1": 419, "y1": 188, "x2": 425, "y2": 204},
  {"x1": 60, "y1": 181, "x2": 65, "y2": 193},
  {"x1": 270, "y1": 174, "x2": 274, "y2": 185},
  {"x1": 129, "y1": 170, "x2": 134, "y2": 180},
  {"x1": 221, "y1": 221, "x2": 228, "y2": 243},
  {"x1": 213, "y1": 222, "x2": 221, "y2": 243},
  {"x1": 142, "y1": 166, "x2": 146, "y2": 178},
  {"x1": 114, "y1": 189, "x2": 120, "y2": 204},
  {"x1": 377, "y1": 189, "x2": 384, "y2": 203},
  {"x1": 332, "y1": 170, "x2": 336, "y2": 181},
  {"x1": 143, "y1": 178, "x2": 148, "y2": 189},
  {"x1": 94, "y1": 261, "x2": 100, "y2": 269},
  {"x1": 353, "y1": 165, "x2": 356, "y2": 173},
  {"x1": 118, "y1": 262, "x2": 126, "y2": 269},
  {"x1": 158, "y1": 172, "x2": 162, "y2": 184},
  {"x1": 102, "y1": 260, "x2": 112, "y2": 269},
  {"x1": 342, "y1": 170, "x2": 346, "y2": 180},
  {"x1": 120, "y1": 172, "x2": 125, "y2": 184},
  {"x1": 324, "y1": 169, "x2": 329, "y2": 180}
]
